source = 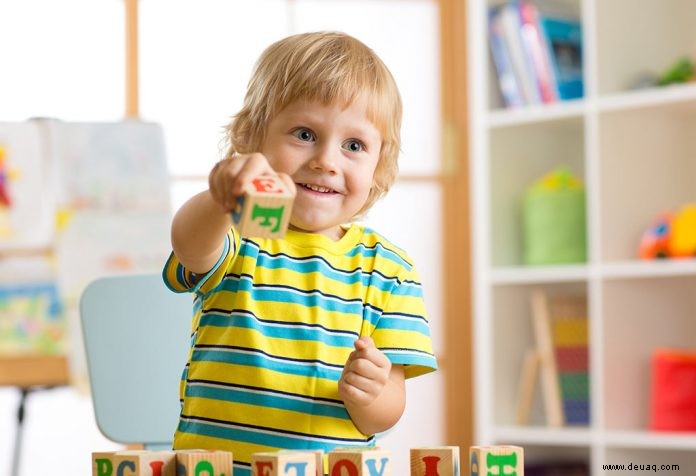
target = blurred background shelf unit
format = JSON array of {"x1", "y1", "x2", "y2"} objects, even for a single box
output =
[{"x1": 469, "y1": 0, "x2": 696, "y2": 474}]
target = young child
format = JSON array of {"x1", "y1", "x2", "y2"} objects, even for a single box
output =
[{"x1": 163, "y1": 31, "x2": 437, "y2": 475}]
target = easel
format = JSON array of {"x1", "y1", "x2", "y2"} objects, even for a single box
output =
[
  {"x1": 0, "y1": 354, "x2": 70, "y2": 476},
  {"x1": 2, "y1": 2, "x2": 140, "y2": 475}
]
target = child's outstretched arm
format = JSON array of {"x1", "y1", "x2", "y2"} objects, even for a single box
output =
[
  {"x1": 171, "y1": 153, "x2": 292, "y2": 274},
  {"x1": 338, "y1": 336, "x2": 406, "y2": 436}
]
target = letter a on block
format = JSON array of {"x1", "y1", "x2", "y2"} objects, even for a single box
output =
[
  {"x1": 468, "y1": 446, "x2": 523, "y2": 476},
  {"x1": 410, "y1": 446, "x2": 460, "y2": 476}
]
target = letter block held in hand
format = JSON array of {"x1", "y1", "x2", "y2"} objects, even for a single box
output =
[
  {"x1": 410, "y1": 446, "x2": 460, "y2": 476},
  {"x1": 231, "y1": 175, "x2": 294, "y2": 238}
]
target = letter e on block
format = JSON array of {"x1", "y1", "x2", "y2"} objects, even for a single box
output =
[
  {"x1": 176, "y1": 450, "x2": 233, "y2": 476},
  {"x1": 329, "y1": 448, "x2": 391, "y2": 476},
  {"x1": 410, "y1": 446, "x2": 460, "y2": 476},
  {"x1": 251, "y1": 450, "x2": 317, "y2": 476},
  {"x1": 231, "y1": 174, "x2": 295, "y2": 238},
  {"x1": 469, "y1": 446, "x2": 523, "y2": 476}
]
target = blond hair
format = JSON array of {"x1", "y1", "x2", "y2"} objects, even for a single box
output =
[{"x1": 223, "y1": 31, "x2": 402, "y2": 216}]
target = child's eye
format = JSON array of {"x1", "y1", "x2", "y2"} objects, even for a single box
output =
[
  {"x1": 292, "y1": 128, "x2": 315, "y2": 142},
  {"x1": 343, "y1": 139, "x2": 364, "y2": 153}
]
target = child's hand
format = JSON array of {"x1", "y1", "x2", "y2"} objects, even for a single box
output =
[
  {"x1": 208, "y1": 153, "x2": 294, "y2": 211},
  {"x1": 338, "y1": 336, "x2": 392, "y2": 407}
]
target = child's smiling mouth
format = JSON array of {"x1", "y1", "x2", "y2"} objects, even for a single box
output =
[{"x1": 299, "y1": 183, "x2": 338, "y2": 194}]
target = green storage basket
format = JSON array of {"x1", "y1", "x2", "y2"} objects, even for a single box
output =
[{"x1": 523, "y1": 168, "x2": 587, "y2": 265}]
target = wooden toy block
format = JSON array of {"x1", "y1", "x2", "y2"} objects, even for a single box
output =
[
  {"x1": 410, "y1": 446, "x2": 460, "y2": 475},
  {"x1": 328, "y1": 447, "x2": 391, "y2": 476},
  {"x1": 92, "y1": 451, "x2": 176, "y2": 476},
  {"x1": 231, "y1": 175, "x2": 294, "y2": 238},
  {"x1": 175, "y1": 450, "x2": 233, "y2": 476},
  {"x1": 469, "y1": 446, "x2": 523, "y2": 476},
  {"x1": 251, "y1": 450, "x2": 318, "y2": 475}
]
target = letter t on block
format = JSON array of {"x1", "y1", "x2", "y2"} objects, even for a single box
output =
[
  {"x1": 468, "y1": 446, "x2": 523, "y2": 476},
  {"x1": 410, "y1": 446, "x2": 460, "y2": 476},
  {"x1": 231, "y1": 175, "x2": 295, "y2": 238}
]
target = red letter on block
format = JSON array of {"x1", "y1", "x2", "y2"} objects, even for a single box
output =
[{"x1": 331, "y1": 459, "x2": 359, "y2": 476}]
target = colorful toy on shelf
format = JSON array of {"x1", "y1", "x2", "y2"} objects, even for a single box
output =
[
  {"x1": 658, "y1": 57, "x2": 694, "y2": 86},
  {"x1": 650, "y1": 348, "x2": 696, "y2": 431},
  {"x1": 639, "y1": 204, "x2": 696, "y2": 259},
  {"x1": 523, "y1": 167, "x2": 587, "y2": 265},
  {"x1": 669, "y1": 204, "x2": 696, "y2": 257},
  {"x1": 638, "y1": 212, "x2": 673, "y2": 259}
]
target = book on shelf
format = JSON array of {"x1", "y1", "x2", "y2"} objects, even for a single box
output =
[
  {"x1": 538, "y1": 10, "x2": 584, "y2": 100},
  {"x1": 488, "y1": 6, "x2": 525, "y2": 108},
  {"x1": 487, "y1": 1, "x2": 584, "y2": 107}
]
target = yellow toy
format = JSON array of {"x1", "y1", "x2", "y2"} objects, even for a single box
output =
[{"x1": 669, "y1": 204, "x2": 696, "y2": 257}]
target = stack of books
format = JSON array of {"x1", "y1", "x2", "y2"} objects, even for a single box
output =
[{"x1": 488, "y1": 0, "x2": 584, "y2": 107}]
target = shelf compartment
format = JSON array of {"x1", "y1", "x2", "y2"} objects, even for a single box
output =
[
  {"x1": 490, "y1": 117, "x2": 586, "y2": 267},
  {"x1": 602, "y1": 277, "x2": 696, "y2": 432},
  {"x1": 492, "y1": 282, "x2": 588, "y2": 427},
  {"x1": 598, "y1": 99, "x2": 696, "y2": 262},
  {"x1": 596, "y1": 0, "x2": 696, "y2": 96}
]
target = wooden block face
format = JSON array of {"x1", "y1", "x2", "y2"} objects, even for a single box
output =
[
  {"x1": 251, "y1": 451, "x2": 317, "y2": 476},
  {"x1": 92, "y1": 451, "x2": 176, "y2": 476},
  {"x1": 410, "y1": 446, "x2": 460, "y2": 475},
  {"x1": 231, "y1": 175, "x2": 294, "y2": 239},
  {"x1": 469, "y1": 446, "x2": 523, "y2": 476},
  {"x1": 93, "y1": 452, "x2": 118, "y2": 476},
  {"x1": 329, "y1": 448, "x2": 391, "y2": 476},
  {"x1": 176, "y1": 450, "x2": 233, "y2": 476}
]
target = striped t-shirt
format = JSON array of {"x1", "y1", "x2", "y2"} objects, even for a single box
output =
[{"x1": 163, "y1": 224, "x2": 437, "y2": 475}]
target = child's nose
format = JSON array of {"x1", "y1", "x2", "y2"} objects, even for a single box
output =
[{"x1": 310, "y1": 146, "x2": 338, "y2": 174}]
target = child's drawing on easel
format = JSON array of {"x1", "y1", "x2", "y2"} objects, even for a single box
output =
[
  {"x1": 0, "y1": 144, "x2": 16, "y2": 238},
  {"x1": 0, "y1": 122, "x2": 56, "y2": 250}
]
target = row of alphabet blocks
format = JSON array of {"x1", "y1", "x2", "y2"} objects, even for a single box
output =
[{"x1": 93, "y1": 445, "x2": 523, "y2": 475}]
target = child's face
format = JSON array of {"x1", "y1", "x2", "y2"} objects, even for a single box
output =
[{"x1": 261, "y1": 95, "x2": 382, "y2": 240}]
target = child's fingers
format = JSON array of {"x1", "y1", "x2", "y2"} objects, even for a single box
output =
[{"x1": 233, "y1": 153, "x2": 275, "y2": 193}]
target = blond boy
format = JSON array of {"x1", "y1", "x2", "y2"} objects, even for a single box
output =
[{"x1": 163, "y1": 31, "x2": 437, "y2": 475}]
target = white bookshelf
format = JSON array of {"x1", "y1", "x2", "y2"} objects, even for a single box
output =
[{"x1": 468, "y1": 0, "x2": 696, "y2": 474}]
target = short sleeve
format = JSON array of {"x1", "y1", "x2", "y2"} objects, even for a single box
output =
[
  {"x1": 371, "y1": 265, "x2": 438, "y2": 379},
  {"x1": 162, "y1": 228, "x2": 238, "y2": 297}
]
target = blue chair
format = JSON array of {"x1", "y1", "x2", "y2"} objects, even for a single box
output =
[{"x1": 80, "y1": 274, "x2": 191, "y2": 450}]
